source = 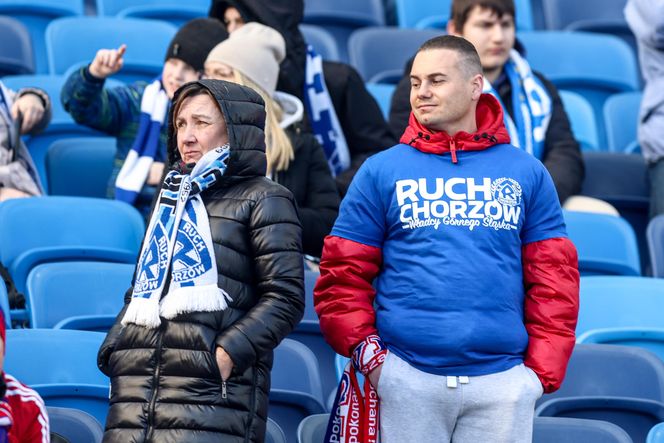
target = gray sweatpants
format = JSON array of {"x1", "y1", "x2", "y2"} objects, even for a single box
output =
[{"x1": 377, "y1": 352, "x2": 543, "y2": 443}]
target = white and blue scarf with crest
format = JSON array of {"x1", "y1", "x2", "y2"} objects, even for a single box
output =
[
  {"x1": 122, "y1": 146, "x2": 232, "y2": 328},
  {"x1": 304, "y1": 46, "x2": 350, "y2": 176},
  {"x1": 484, "y1": 49, "x2": 552, "y2": 160},
  {"x1": 115, "y1": 79, "x2": 169, "y2": 204}
]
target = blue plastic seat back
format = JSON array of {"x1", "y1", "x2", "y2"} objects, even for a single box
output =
[
  {"x1": 266, "y1": 418, "x2": 287, "y2": 443},
  {"x1": 27, "y1": 261, "x2": 133, "y2": 328},
  {"x1": 0, "y1": 16, "x2": 34, "y2": 75},
  {"x1": 46, "y1": 137, "x2": 116, "y2": 198},
  {"x1": 300, "y1": 24, "x2": 340, "y2": 61},
  {"x1": 0, "y1": 280, "x2": 11, "y2": 328},
  {"x1": 579, "y1": 328, "x2": 664, "y2": 363},
  {"x1": 576, "y1": 276, "x2": 664, "y2": 338},
  {"x1": 647, "y1": 215, "x2": 664, "y2": 278},
  {"x1": 649, "y1": 422, "x2": 664, "y2": 443},
  {"x1": 534, "y1": 416, "x2": 633, "y2": 443},
  {"x1": 518, "y1": 31, "x2": 639, "y2": 148},
  {"x1": 366, "y1": 83, "x2": 396, "y2": 119},
  {"x1": 604, "y1": 91, "x2": 643, "y2": 153},
  {"x1": 297, "y1": 413, "x2": 329, "y2": 443},
  {"x1": 395, "y1": 0, "x2": 534, "y2": 31},
  {"x1": 269, "y1": 390, "x2": 326, "y2": 443},
  {"x1": 303, "y1": 0, "x2": 385, "y2": 62},
  {"x1": 541, "y1": 0, "x2": 628, "y2": 31},
  {"x1": 559, "y1": 90, "x2": 599, "y2": 152},
  {"x1": 37, "y1": 384, "x2": 109, "y2": 429},
  {"x1": 45, "y1": 17, "x2": 177, "y2": 83},
  {"x1": 538, "y1": 344, "x2": 664, "y2": 408},
  {"x1": 4, "y1": 329, "x2": 109, "y2": 386},
  {"x1": 47, "y1": 406, "x2": 104, "y2": 443},
  {"x1": 348, "y1": 27, "x2": 441, "y2": 83},
  {"x1": 564, "y1": 210, "x2": 641, "y2": 276},
  {"x1": 0, "y1": 196, "x2": 144, "y2": 293},
  {"x1": 581, "y1": 152, "x2": 649, "y2": 204},
  {"x1": 0, "y1": 0, "x2": 84, "y2": 74},
  {"x1": 96, "y1": 0, "x2": 208, "y2": 27},
  {"x1": 273, "y1": 338, "x2": 324, "y2": 405}
]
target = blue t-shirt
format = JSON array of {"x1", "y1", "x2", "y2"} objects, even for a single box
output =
[{"x1": 331, "y1": 143, "x2": 567, "y2": 376}]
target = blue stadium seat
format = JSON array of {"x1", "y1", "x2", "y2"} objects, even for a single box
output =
[
  {"x1": 518, "y1": 31, "x2": 640, "y2": 149},
  {"x1": 4, "y1": 329, "x2": 110, "y2": 425},
  {"x1": 579, "y1": 328, "x2": 664, "y2": 362},
  {"x1": 348, "y1": 27, "x2": 440, "y2": 83},
  {"x1": 559, "y1": 90, "x2": 599, "y2": 152},
  {"x1": 300, "y1": 24, "x2": 340, "y2": 61},
  {"x1": 0, "y1": 280, "x2": 11, "y2": 328},
  {"x1": 647, "y1": 215, "x2": 664, "y2": 278},
  {"x1": 47, "y1": 406, "x2": 104, "y2": 443},
  {"x1": 536, "y1": 344, "x2": 664, "y2": 443},
  {"x1": 26, "y1": 261, "x2": 133, "y2": 328},
  {"x1": 541, "y1": 0, "x2": 629, "y2": 31},
  {"x1": 366, "y1": 83, "x2": 396, "y2": 119},
  {"x1": 303, "y1": 0, "x2": 385, "y2": 63},
  {"x1": 604, "y1": 91, "x2": 642, "y2": 153},
  {"x1": 0, "y1": 16, "x2": 34, "y2": 75},
  {"x1": 96, "y1": 0, "x2": 208, "y2": 27},
  {"x1": 534, "y1": 417, "x2": 633, "y2": 443},
  {"x1": 297, "y1": 413, "x2": 328, "y2": 443},
  {"x1": 0, "y1": 0, "x2": 84, "y2": 74},
  {"x1": 46, "y1": 137, "x2": 116, "y2": 198},
  {"x1": 0, "y1": 196, "x2": 144, "y2": 296},
  {"x1": 564, "y1": 210, "x2": 641, "y2": 276},
  {"x1": 575, "y1": 276, "x2": 664, "y2": 338},
  {"x1": 45, "y1": 17, "x2": 177, "y2": 84},
  {"x1": 649, "y1": 422, "x2": 664, "y2": 443},
  {"x1": 266, "y1": 418, "x2": 287, "y2": 443},
  {"x1": 395, "y1": 0, "x2": 534, "y2": 31}
]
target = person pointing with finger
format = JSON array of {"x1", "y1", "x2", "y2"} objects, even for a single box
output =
[{"x1": 62, "y1": 18, "x2": 228, "y2": 218}]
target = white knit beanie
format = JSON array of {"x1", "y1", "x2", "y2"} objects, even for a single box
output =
[{"x1": 206, "y1": 22, "x2": 286, "y2": 97}]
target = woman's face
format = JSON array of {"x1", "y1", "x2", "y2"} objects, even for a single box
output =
[
  {"x1": 224, "y1": 7, "x2": 245, "y2": 33},
  {"x1": 204, "y1": 61, "x2": 236, "y2": 83},
  {"x1": 175, "y1": 93, "x2": 229, "y2": 164}
]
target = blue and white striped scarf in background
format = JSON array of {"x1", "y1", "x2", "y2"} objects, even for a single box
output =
[
  {"x1": 115, "y1": 79, "x2": 169, "y2": 204},
  {"x1": 122, "y1": 146, "x2": 232, "y2": 329},
  {"x1": 484, "y1": 49, "x2": 552, "y2": 160},
  {"x1": 303, "y1": 46, "x2": 350, "y2": 176}
]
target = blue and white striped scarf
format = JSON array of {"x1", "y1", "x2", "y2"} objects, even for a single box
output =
[
  {"x1": 484, "y1": 50, "x2": 552, "y2": 160},
  {"x1": 115, "y1": 79, "x2": 169, "y2": 204},
  {"x1": 303, "y1": 46, "x2": 350, "y2": 176},
  {"x1": 122, "y1": 146, "x2": 232, "y2": 328}
]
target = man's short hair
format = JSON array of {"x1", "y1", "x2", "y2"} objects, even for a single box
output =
[
  {"x1": 450, "y1": 0, "x2": 515, "y2": 32},
  {"x1": 417, "y1": 35, "x2": 483, "y2": 78}
]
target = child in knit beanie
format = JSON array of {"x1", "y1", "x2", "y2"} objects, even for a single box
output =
[{"x1": 62, "y1": 18, "x2": 228, "y2": 218}]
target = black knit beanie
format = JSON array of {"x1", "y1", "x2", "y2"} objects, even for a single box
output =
[{"x1": 164, "y1": 18, "x2": 229, "y2": 72}]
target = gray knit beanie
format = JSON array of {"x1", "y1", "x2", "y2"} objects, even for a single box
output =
[{"x1": 205, "y1": 22, "x2": 286, "y2": 97}]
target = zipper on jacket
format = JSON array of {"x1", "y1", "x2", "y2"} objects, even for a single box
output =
[
  {"x1": 145, "y1": 332, "x2": 164, "y2": 441},
  {"x1": 450, "y1": 139, "x2": 458, "y2": 164},
  {"x1": 221, "y1": 379, "x2": 227, "y2": 399}
]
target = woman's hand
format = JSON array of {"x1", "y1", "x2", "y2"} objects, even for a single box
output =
[{"x1": 215, "y1": 346, "x2": 234, "y2": 381}]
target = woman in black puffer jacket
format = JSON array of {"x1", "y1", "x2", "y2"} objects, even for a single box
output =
[{"x1": 97, "y1": 79, "x2": 305, "y2": 443}]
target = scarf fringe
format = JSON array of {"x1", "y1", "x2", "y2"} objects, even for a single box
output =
[
  {"x1": 121, "y1": 296, "x2": 161, "y2": 328},
  {"x1": 160, "y1": 285, "x2": 232, "y2": 319}
]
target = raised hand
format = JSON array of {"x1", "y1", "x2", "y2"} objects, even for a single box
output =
[{"x1": 89, "y1": 44, "x2": 127, "y2": 79}]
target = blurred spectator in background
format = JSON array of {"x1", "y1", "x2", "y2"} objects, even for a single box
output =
[
  {"x1": 625, "y1": 0, "x2": 664, "y2": 218},
  {"x1": 389, "y1": 0, "x2": 584, "y2": 204},
  {"x1": 209, "y1": 0, "x2": 397, "y2": 195},
  {"x1": 205, "y1": 23, "x2": 339, "y2": 257},
  {"x1": 61, "y1": 18, "x2": 227, "y2": 217},
  {"x1": 0, "y1": 81, "x2": 48, "y2": 201}
]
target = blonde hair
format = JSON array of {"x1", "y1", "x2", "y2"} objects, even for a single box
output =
[{"x1": 232, "y1": 71, "x2": 294, "y2": 173}]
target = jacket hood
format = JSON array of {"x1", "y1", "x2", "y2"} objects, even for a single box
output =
[
  {"x1": 274, "y1": 91, "x2": 304, "y2": 129},
  {"x1": 167, "y1": 79, "x2": 267, "y2": 180},
  {"x1": 400, "y1": 93, "x2": 511, "y2": 163},
  {"x1": 208, "y1": 0, "x2": 307, "y2": 99}
]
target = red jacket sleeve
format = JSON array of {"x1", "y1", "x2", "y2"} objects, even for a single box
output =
[
  {"x1": 314, "y1": 235, "x2": 382, "y2": 356},
  {"x1": 522, "y1": 237, "x2": 580, "y2": 393},
  {"x1": 5, "y1": 375, "x2": 49, "y2": 443}
]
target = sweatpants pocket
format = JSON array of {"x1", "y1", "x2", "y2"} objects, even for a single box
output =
[{"x1": 522, "y1": 365, "x2": 544, "y2": 399}]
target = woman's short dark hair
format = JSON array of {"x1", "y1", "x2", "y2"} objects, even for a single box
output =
[
  {"x1": 171, "y1": 82, "x2": 222, "y2": 128},
  {"x1": 450, "y1": 0, "x2": 515, "y2": 32}
]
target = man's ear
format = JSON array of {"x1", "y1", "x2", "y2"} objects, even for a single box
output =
[{"x1": 471, "y1": 74, "x2": 483, "y2": 100}]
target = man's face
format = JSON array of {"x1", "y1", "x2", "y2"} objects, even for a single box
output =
[
  {"x1": 409, "y1": 48, "x2": 481, "y2": 134},
  {"x1": 450, "y1": 6, "x2": 515, "y2": 73}
]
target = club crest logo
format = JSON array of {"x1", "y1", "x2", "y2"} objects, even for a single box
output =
[
  {"x1": 134, "y1": 222, "x2": 169, "y2": 294},
  {"x1": 171, "y1": 216, "x2": 212, "y2": 283},
  {"x1": 491, "y1": 178, "x2": 522, "y2": 207}
]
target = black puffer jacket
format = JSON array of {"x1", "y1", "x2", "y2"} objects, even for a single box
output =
[
  {"x1": 97, "y1": 80, "x2": 305, "y2": 443},
  {"x1": 209, "y1": 0, "x2": 397, "y2": 194}
]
